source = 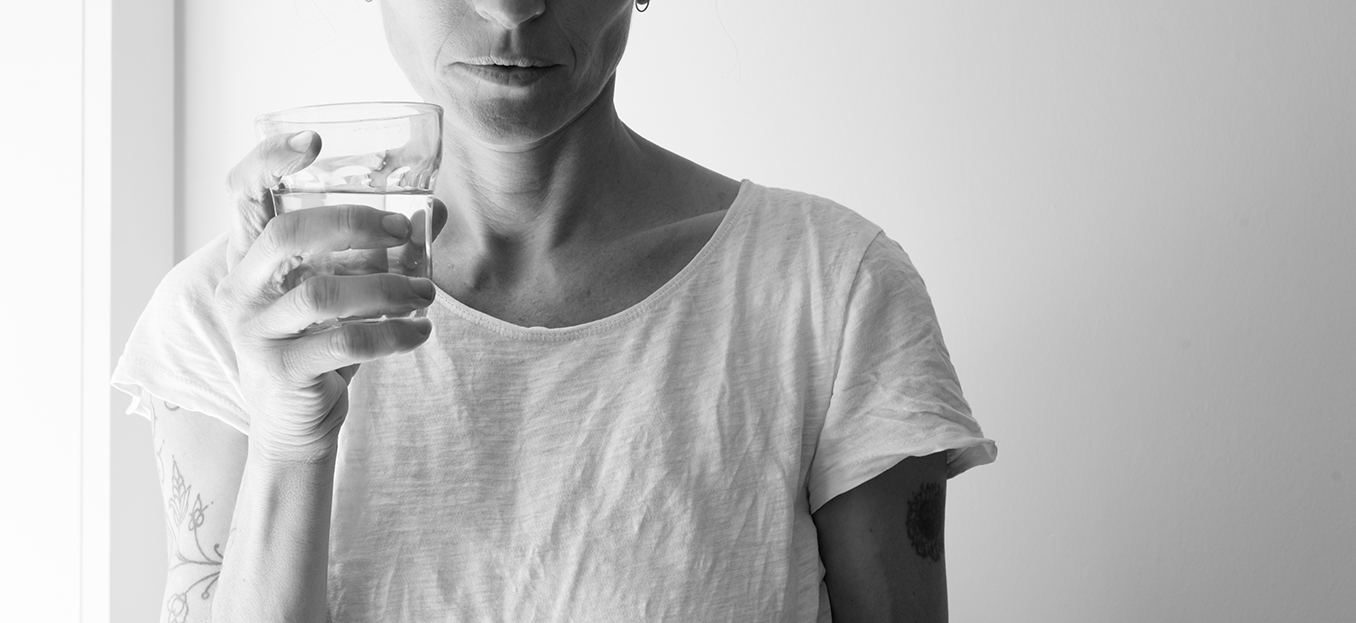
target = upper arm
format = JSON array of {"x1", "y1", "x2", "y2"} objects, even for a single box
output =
[
  {"x1": 811, "y1": 451, "x2": 949, "y2": 623},
  {"x1": 146, "y1": 388, "x2": 249, "y2": 622}
]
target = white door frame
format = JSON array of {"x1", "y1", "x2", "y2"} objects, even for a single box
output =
[{"x1": 83, "y1": 0, "x2": 179, "y2": 620}]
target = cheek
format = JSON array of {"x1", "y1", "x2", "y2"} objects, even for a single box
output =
[
  {"x1": 562, "y1": 6, "x2": 632, "y2": 81},
  {"x1": 381, "y1": 3, "x2": 464, "y2": 95},
  {"x1": 597, "y1": 18, "x2": 632, "y2": 70}
]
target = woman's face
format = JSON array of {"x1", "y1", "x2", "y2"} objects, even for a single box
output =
[{"x1": 380, "y1": 0, "x2": 635, "y2": 147}]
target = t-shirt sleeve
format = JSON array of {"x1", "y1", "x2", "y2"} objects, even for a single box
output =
[
  {"x1": 808, "y1": 230, "x2": 997, "y2": 513},
  {"x1": 109, "y1": 233, "x2": 253, "y2": 435}
]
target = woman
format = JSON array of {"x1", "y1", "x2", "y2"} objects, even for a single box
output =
[{"x1": 113, "y1": 0, "x2": 996, "y2": 621}]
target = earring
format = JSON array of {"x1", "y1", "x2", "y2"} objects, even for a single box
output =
[{"x1": 636, "y1": 0, "x2": 649, "y2": 12}]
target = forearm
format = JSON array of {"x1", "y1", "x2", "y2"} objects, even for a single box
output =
[{"x1": 211, "y1": 442, "x2": 337, "y2": 623}]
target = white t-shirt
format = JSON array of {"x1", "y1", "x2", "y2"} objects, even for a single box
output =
[{"x1": 112, "y1": 179, "x2": 997, "y2": 623}]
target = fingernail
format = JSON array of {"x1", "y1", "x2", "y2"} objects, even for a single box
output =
[
  {"x1": 411, "y1": 278, "x2": 435, "y2": 300},
  {"x1": 382, "y1": 214, "x2": 410, "y2": 238},
  {"x1": 288, "y1": 130, "x2": 315, "y2": 153},
  {"x1": 414, "y1": 320, "x2": 433, "y2": 336}
]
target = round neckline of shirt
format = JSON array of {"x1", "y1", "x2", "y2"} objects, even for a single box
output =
[{"x1": 429, "y1": 178, "x2": 755, "y2": 341}]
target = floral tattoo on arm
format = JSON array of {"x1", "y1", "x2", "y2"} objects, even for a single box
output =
[{"x1": 152, "y1": 395, "x2": 225, "y2": 623}]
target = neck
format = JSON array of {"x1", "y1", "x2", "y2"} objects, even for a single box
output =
[{"x1": 431, "y1": 77, "x2": 655, "y2": 264}]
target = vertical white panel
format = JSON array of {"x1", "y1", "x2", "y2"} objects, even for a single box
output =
[
  {"x1": 0, "y1": 0, "x2": 96, "y2": 621},
  {"x1": 108, "y1": 0, "x2": 178, "y2": 620},
  {"x1": 83, "y1": 0, "x2": 114, "y2": 621}
]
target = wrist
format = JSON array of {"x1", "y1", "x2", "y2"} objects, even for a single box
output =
[{"x1": 248, "y1": 436, "x2": 340, "y2": 468}]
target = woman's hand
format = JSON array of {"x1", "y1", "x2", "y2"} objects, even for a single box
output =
[{"x1": 215, "y1": 130, "x2": 437, "y2": 463}]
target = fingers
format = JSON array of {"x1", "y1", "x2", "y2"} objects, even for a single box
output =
[
  {"x1": 254, "y1": 273, "x2": 436, "y2": 336},
  {"x1": 281, "y1": 317, "x2": 434, "y2": 380},
  {"x1": 224, "y1": 130, "x2": 322, "y2": 269},
  {"x1": 408, "y1": 198, "x2": 449, "y2": 249},
  {"x1": 230, "y1": 204, "x2": 414, "y2": 299}
]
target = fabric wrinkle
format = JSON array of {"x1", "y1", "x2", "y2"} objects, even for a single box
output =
[{"x1": 110, "y1": 179, "x2": 997, "y2": 622}]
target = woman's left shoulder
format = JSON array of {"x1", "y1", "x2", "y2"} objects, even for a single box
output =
[{"x1": 736, "y1": 181, "x2": 885, "y2": 262}]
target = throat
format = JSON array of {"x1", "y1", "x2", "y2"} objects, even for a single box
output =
[{"x1": 429, "y1": 169, "x2": 742, "y2": 330}]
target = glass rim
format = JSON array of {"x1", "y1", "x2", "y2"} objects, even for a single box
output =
[{"x1": 255, "y1": 101, "x2": 443, "y2": 126}]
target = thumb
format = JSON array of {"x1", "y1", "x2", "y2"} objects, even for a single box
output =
[{"x1": 224, "y1": 130, "x2": 321, "y2": 270}]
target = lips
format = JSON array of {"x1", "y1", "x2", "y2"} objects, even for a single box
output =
[
  {"x1": 462, "y1": 56, "x2": 556, "y2": 68},
  {"x1": 455, "y1": 62, "x2": 560, "y2": 87}
]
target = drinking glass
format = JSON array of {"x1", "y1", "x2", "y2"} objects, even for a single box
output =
[{"x1": 255, "y1": 101, "x2": 443, "y2": 334}]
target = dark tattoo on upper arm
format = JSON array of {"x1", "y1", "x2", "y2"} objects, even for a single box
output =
[
  {"x1": 151, "y1": 396, "x2": 225, "y2": 623},
  {"x1": 905, "y1": 482, "x2": 945, "y2": 562}
]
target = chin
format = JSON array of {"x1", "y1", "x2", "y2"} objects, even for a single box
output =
[{"x1": 443, "y1": 96, "x2": 576, "y2": 148}]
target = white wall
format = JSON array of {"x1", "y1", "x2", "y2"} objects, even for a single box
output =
[
  {"x1": 115, "y1": 0, "x2": 1356, "y2": 621},
  {"x1": 1, "y1": 1, "x2": 105, "y2": 621}
]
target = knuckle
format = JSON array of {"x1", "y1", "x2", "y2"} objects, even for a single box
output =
[
  {"x1": 260, "y1": 212, "x2": 297, "y2": 253},
  {"x1": 346, "y1": 326, "x2": 382, "y2": 360},
  {"x1": 257, "y1": 217, "x2": 282, "y2": 252},
  {"x1": 324, "y1": 330, "x2": 348, "y2": 362},
  {"x1": 378, "y1": 273, "x2": 402, "y2": 301},
  {"x1": 225, "y1": 158, "x2": 265, "y2": 205},
  {"x1": 339, "y1": 204, "x2": 378, "y2": 243},
  {"x1": 213, "y1": 277, "x2": 248, "y2": 324},
  {"x1": 298, "y1": 277, "x2": 335, "y2": 317},
  {"x1": 214, "y1": 276, "x2": 272, "y2": 342},
  {"x1": 224, "y1": 162, "x2": 248, "y2": 197},
  {"x1": 237, "y1": 314, "x2": 272, "y2": 344},
  {"x1": 212, "y1": 283, "x2": 240, "y2": 331},
  {"x1": 336, "y1": 205, "x2": 359, "y2": 238},
  {"x1": 279, "y1": 343, "x2": 312, "y2": 381}
]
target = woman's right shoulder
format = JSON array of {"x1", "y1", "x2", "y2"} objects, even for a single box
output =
[
  {"x1": 115, "y1": 231, "x2": 253, "y2": 435},
  {"x1": 156, "y1": 232, "x2": 232, "y2": 299}
]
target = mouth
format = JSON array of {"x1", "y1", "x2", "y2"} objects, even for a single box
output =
[
  {"x1": 454, "y1": 60, "x2": 561, "y2": 87},
  {"x1": 463, "y1": 56, "x2": 557, "y2": 68}
]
